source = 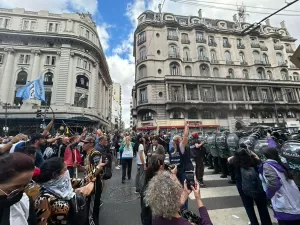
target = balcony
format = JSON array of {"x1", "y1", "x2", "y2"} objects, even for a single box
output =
[
  {"x1": 278, "y1": 61, "x2": 288, "y2": 67},
  {"x1": 44, "y1": 81, "x2": 53, "y2": 86},
  {"x1": 251, "y1": 42, "x2": 260, "y2": 48},
  {"x1": 226, "y1": 60, "x2": 234, "y2": 65},
  {"x1": 208, "y1": 41, "x2": 217, "y2": 47},
  {"x1": 260, "y1": 46, "x2": 268, "y2": 51},
  {"x1": 181, "y1": 39, "x2": 190, "y2": 44},
  {"x1": 223, "y1": 42, "x2": 231, "y2": 48},
  {"x1": 254, "y1": 60, "x2": 265, "y2": 65},
  {"x1": 198, "y1": 55, "x2": 209, "y2": 62},
  {"x1": 286, "y1": 48, "x2": 295, "y2": 53},
  {"x1": 183, "y1": 57, "x2": 192, "y2": 62},
  {"x1": 237, "y1": 44, "x2": 245, "y2": 49},
  {"x1": 274, "y1": 44, "x2": 284, "y2": 50},
  {"x1": 167, "y1": 35, "x2": 179, "y2": 41},
  {"x1": 249, "y1": 97, "x2": 259, "y2": 101},
  {"x1": 16, "y1": 80, "x2": 26, "y2": 85},
  {"x1": 76, "y1": 83, "x2": 89, "y2": 89},
  {"x1": 211, "y1": 59, "x2": 220, "y2": 64},
  {"x1": 240, "y1": 61, "x2": 248, "y2": 66},
  {"x1": 139, "y1": 99, "x2": 148, "y2": 105},
  {"x1": 170, "y1": 98, "x2": 185, "y2": 102},
  {"x1": 137, "y1": 56, "x2": 147, "y2": 64},
  {"x1": 137, "y1": 37, "x2": 146, "y2": 46},
  {"x1": 168, "y1": 53, "x2": 180, "y2": 59},
  {"x1": 196, "y1": 38, "x2": 207, "y2": 44},
  {"x1": 202, "y1": 97, "x2": 215, "y2": 102}
]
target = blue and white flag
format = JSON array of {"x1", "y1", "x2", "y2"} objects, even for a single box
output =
[{"x1": 16, "y1": 74, "x2": 45, "y2": 102}]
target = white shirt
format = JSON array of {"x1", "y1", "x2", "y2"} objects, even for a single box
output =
[{"x1": 136, "y1": 143, "x2": 146, "y2": 165}]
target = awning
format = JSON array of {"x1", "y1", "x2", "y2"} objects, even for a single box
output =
[{"x1": 136, "y1": 126, "x2": 157, "y2": 131}]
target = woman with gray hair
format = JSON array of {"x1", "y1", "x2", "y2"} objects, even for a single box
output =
[{"x1": 145, "y1": 171, "x2": 213, "y2": 225}]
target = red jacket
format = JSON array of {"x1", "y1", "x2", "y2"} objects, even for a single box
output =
[{"x1": 64, "y1": 143, "x2": 82, "y2": 167}]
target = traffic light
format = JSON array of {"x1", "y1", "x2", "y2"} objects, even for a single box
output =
[{"x1": 36, "y1": 110, "x2": 42, "y2": 118}]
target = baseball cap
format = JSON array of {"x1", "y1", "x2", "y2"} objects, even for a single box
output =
[
  {"x1": 192, "y1": 132, "x2": 199, "y2": 139},
  {"x1": 82, "y1": 136, "x2": 96, "y2": 143}
]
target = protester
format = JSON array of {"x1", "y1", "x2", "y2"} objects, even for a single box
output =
[
  {"x1": 145, "y1": 171, "x2": 213, "y2": 225},
  {"x1": 64, "y1": 135, "x2": 83, "y2": 178},
  {"x1": 120, "y1": 136, "x2": 134, "y2": 184},
  {"x1": 0, "y1": 152, "x2": 36, "y2": 225},
  {"x1": 147, "y1": 135, "x2": 165, "y2": 165},
  {"x1": 136, "y1": 134, "x2": 147, "y2": 194},
  {"x1": 259, "y1": 147, "x2": 300, "y2": 225},
  {"x1": 57, "y1": 137, "x2": 69, "y2": 158}
]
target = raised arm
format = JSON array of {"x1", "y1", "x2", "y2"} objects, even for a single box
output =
[
  {"x1": 42, "y1": 117, "x2": 55, "y2": 136},
  {"x1": 181, "y1": 121, "x2": 189, "y2": 148}
]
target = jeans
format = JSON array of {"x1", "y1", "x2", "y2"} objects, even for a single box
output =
[
  {"x1": 136, "y1": 164, "x2": 146, "y2": 193},
  {"x1": 67, "y1": 167, "x2": 74, "y2": 178},
  {"x1": 236, "y1": 181, "x2": 272, "y2": 225},
  {"x1": 195, "y1": 156, "x2": 204, "y2": 181},
  {"x1": 278, "y1": 220, "x2": 300, "y2": 225},
  {"x1": 122, "y1": 158, "x2": 133, "y2": 181},
  {"x1": 178, "y1": 171, "x2": 188, "y2": 209}
]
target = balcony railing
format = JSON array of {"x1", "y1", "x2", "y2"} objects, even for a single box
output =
[
  {"x1": 287, "y1": 99, "x2": 298, "y2": 103},
  {"x1": 251, "y1": 42, "x2": 260, "y2": 48},
  {"x1": 274, "y1": 44, "x2": 284, "y2": 50},
  {"x1": 254, "y1": 60, "x2": 265, "y2": 65},
  {"x1": 202, "y1": 97, "x2": 215, "y2": 102},
  {"x1": 139, "y1": 99, "x2": 148, "y2": 104},
  {"x1": 170, "y1": 98, "x2": 185, "y2": 102},
  {"x1": 237, "y1": 44, "x2": 245, "y2": 49},
  {"x1": 226, "y1": 60, "x2": 234, "y2": 65},
  {"x1": 286, "y1": 48, "x2": 295, "y2": 53},
  {"x1": 44, "y1": 81, "x2": 53, "y2": 86},
  {"x1": 208, "y1": 41, "x2": 217, "y2": 47},
  {"x1": 181, "y1": 39, "x2": 190, "y2": 44},
  {"x1": 211, "y1": 59, "x2": 219, "y2": 64},
  {"x1": 137, "y1": 56, "x2": 147, "y2": 64},
  {"x1": 262, "y1": 98, "x2": 274, "y2": 103},
  {"x1": 233, "y1": 96, "x2": 244, "y2": 101},
  {"x1": 187, "y1": 97, "x2": 199, "y2": 101},
  {"x1": 249, "y1": 97, "x2": 259, "y2": 101},
  {"x1": 169, "y1": 53, "x2": 180, "y2": 59},
  {"x1": 278, "y1": 61, "x2": 288, "y2": 67},
  {"x1": 223, "y1": 42, "x2": 231, "y2": 48},
  {"x1": 218, "y1": 96, "x2": 228, "y2": 101},
  {"x1": 198, "y1": 55, "x2": 209, "y2": 61},
  {"x1": 240, "y1": 61, "x2": 248, "y2": 66},
  {"x1": 260, "y1": 46, "x2": 268, "y2": 51},
  {"x1": 183, "y1": 57, "x2": 192, "y2": 62},
  {"x1": 137, "y1": 37, "x2": 146, "y2": 46},
  {"x1": 196, "y1": 38, "x2": 207, "y2": 44},
  {"x1": 167, "y1": 35, "x2": 179, "y2": 41},
  {"x1": 76, "y1": 83, "x2": 89, "y2": 89},
  {"x1": 16, "y1": 80, "x2": 26, "y2": 85}
]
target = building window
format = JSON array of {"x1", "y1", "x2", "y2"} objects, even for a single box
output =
[
  {"x1": 181, "y1": 33, "x2": 189, "y2": 41},
  {"x1": 0, "y1": 18, "x2": 10, "y2": 29},
  {"x1": 170, "y1": 62, "x2": 180, "y2": 75},
  {"x1": 142, "y1": 112, "x2": 153, "y2": 121},
  {"x1": 213, "y1": 68, "x2": 219, "y2": 77},
  {"x1": 44, "y1": 72, "x2": 53, "y2": 85},
  {"x1": 41, "y1": 91, "x2": 52, "y2": 106},
  {"x1": 293, "y1": 72, "x2": 300, "y2": 81},
  {"x1": 276, "y1": 53, "x2": 284, "y2": 64},
  {"x1": 253, "y1": 51, "x2": 260, "y2": 61},
  {"x1": 83, "y1": 60, "x2": 87, "y2": 70},
  {"x1": 76, "y1": 75, "x2": 89, "y2": 89},
  {"x1": 200, "y1": 64, "x2": 210, "y2": 77},
  {"x1": 138, "y1": 31, "x2": 146, "y2": 45},
  {"x1": 262, "y1": 54, "x2": 269, "y2": 65},
  {"x1": 16, "y1": 71, "x2": 28, "y2": 85},
  {"x1": 77, "y1": 58, "x2": 82, "y2": 67},
  {"x1": 187, "y1": 85, "x2": 198, "y2": 100},
  {"x1": 46, "y1": 56, "x2": 56, "y2": 66},
  {"x1": 198, "y1": 46, "x2": 206, "y2": 58},
  {"x1": 19, "y1": 54, "x2": 31, "y2": 64},
  {"x1": 211, "y1": 50, "x2": 217, "y2": 61},
  {"x1": 281, "y1": 69, "x2": 289, "y2": 80},
  {"x1": 239, "y1": 52, "x2": 245, "y2": 63},
  {"x1": 228, "y1": 68, "x2": 234, "y2": 78},
  {"x1": 185, "y1": 66, "x2": 192, "y2": 76},
  {"x1": 202, "y1": 111, "x2": 215, "y2": 119},
  {"x1": 74, "y1": 92, "x2": 88, "y2": 108},
  {"x1": 0, "y1": 54, "x2": 3, "y2": 64},
  {"x1": 243, "y1": 69, "x2": 249, "y2": 79},
  {"x1": 167, "y1": 28, "x2": 177, "y2": 38},
  {"x1": 225, "y1": 51, "x2": 231, "y2": 62},
  {"x1": 237, "y1": 38, "x2": 243, "y2": 46},
  {"x1": 183, "y1": 47, "x2": 190, "y2": 61},
  {"x1": 139, "y1": 47, "x2": 147, "y2": 62},
  {"x1": 196, "y1": 31, "x2": 204, "y2": 41},
  {"x1": 48, "y1": 22, "x2": 59, "y2": 32},
  {"x1": 257, "y1": 68, "x2": 266, "y2": 79},
  {"x1": 139, "y1": 65, "x2": 147, "y2": 79},
  {"x1": 267, "y1": 71, "x2": 273, "y2": 80},
  {"x1": 140, "y1": 88, "x2": 148, "y2": 103},
  {"x1": 223, "y1": 37, "x2": 230, "y2": 46},
  {"x1": 170, "y1": 111, "x2": 184, "y2": 119},
  {"x1": 169, "y1": 44, "x2": 179, "y2": 57},
  {"x1": 286, "y1": 111, "x2": 296, "y2": 118},
  {"x1": 22, "y1": 20, "x2": 36, "y2": 30},
  {"x1": 261, "y1": 111, "x2": 273, "y2": 119},
  {"x1": 188, "y1": 110, "x2": 198, "y2": 119}
]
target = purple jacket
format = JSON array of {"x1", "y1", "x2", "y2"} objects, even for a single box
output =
[{"x1": 152, "y1": 207, "x2": 213, "y2": 225}]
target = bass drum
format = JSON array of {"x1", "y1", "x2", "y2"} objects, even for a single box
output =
[
  {"x1": 280, "y1": 141, "x2": 300, "y2": 187},
  {"x1": 227, "y1": 133, "x2": 239, "y2": 156},
  {"x1": 207, "y1": 134, "x2": 218, "y2": 157},
  {"x1": 216, "y1": 132, "x2": 229, "y2": 158}
]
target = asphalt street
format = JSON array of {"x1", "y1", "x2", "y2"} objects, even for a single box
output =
[{"x1": 99, "y1": 161, "x2": 279, "y2": 225}]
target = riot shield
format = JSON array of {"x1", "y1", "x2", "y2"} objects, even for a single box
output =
[
  {"x1": 207, "y1": 134, "x2": 218, "y2": 157},
  {"x1": 216, "y1": 132, "x2": 229, "y2": 158},
  {"x1": 227, "y1": 133, "x2": 239, "y2": 156}
]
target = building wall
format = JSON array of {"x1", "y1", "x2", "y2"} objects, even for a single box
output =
[
  {"x1": 0, "y1": 8, "x2": 112, "y2": 128},
  {"x1": 132, "y1": 10, "x2": 300, "y2": 132}
]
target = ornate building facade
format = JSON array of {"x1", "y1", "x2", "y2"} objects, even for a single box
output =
[
  {"x1": 0, "y1": 8, "x2": 112, "y2": 133},
  {"x1": 132, "y1": 10, "x2": 300, "y2": 132}
]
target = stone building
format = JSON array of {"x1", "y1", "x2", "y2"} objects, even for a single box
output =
[
  {"x1": 0, "y1": 8, "x2": 112, "y2": 134},
  {"x1": 132, "y1": 10, "x2": 300, "y2": 132}
]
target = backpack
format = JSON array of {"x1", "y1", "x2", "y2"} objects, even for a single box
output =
[{"x1": 241, "y1": 167, "x2": 264, "y2": 198}]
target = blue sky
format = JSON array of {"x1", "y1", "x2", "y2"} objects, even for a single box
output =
[{"x1": 0, "y1": 0, "x2": 300, "y2": 127}]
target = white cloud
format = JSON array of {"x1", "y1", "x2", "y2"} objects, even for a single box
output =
[
  {"x1": 97, "y1": 24, "x2": 110, "y2": 51},
  {"x1": 0, "y1": 0, "x2": 98, "y2": 14}
]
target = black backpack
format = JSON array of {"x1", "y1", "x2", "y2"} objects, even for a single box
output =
[{"x1": 241, "y1": 167, "x2": 264, "y2": 198}]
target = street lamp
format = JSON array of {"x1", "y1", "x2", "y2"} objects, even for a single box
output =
[{"x1": 3, "y1": 126, "x2": 9, "y2": 136}]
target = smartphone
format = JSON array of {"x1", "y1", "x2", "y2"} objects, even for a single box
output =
[{"x1": 185, "y1": 171, "x2": 195, "y2": 190}]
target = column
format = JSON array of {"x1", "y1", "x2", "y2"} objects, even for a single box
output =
[
  {"x1": 0, "y1": 48, "x2": 15, "y2": 103},
  {"x1": 294, "y1": 88, "x2": 299, "y2": 102},
  {"x1": 244, "y1": 86, "x2": 249, "y2": 101},
  {"x1": 98, "y1": 77, "x2": 103, "y2": 113},
  {"x1": 66, "y1": 52, "x2": 75, "y2": 105},
  {"x1": 184, "y1": 84, "x2": 187, "y2": 101},
  {"x1": 242, "y1": 86, "x2": 246, "y2": 101},
  {"x1": 257, "y1": 87, "x2": 261, "y2": 101},
  {"x1": 270, "y1": 87, "x2": 275, "y2": 102},
  {"x1": 214, "y1": 85, "x2": 218, "y2": 101},
  {"x1": 198, "y1": 85, "x2": 201, "y2": 101},
  {"x1": 281, "y1": 88, "x2": 286, "y2": 102},
  {"x1": 30, "y1": 49, "x2": 41, "y2": 81},
  {"x1": 230, "y1": 86, "x2": 234, "y2": 101},
  {"x1": 88, "y1": 65, "x2": 96, "y2": 108},
  {"x1": 165, "y1": 83, "x2": 169, "y2": 101},
  {"x1": 226, "y1": 86, "x2": 231, "y2": 101}
]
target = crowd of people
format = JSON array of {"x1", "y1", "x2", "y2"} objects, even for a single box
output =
[{"x1": 1, "y1": 118, "x2": 300, "y2": 225}]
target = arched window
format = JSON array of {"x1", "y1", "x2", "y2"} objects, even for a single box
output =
[
  {"x1": 267, "y1": 71, "x2": 273, "y2": 80},
  {"x1": 139, "y1": 47, "x2": 147, "y2": 61},
  {"x1": 262, "y1": 53, "x2": 269, "y2": 65},
  {"x1": 243, "y1": 69, "x2": 249, "y2": 79},
  {"x1": 213, "y1": 68, "x2": 219, "y2": 77},
  {"x1": 293, "y1": 72, "x2": 299, "y2": 81},
  {"x1": 141, "y1": 112, "x2": 153, "y2": 121},
  {"x1": 185, "y1": 66, "x2": 192, "y2": 76},
  {"x1": 198, "y1": 46, "x2": 206, "y2": 59},
  {"x1": 224, "y1": 51, "x2": 231, "y2": 62},
  {"x1": 228, "y1": 68, "x2": 234, "y2": 78},
  {"x1": 188, "y1": 110, "x2": 198, "y2": 119},
  {"x1": 76, "y1": 75, "x2": 89, "y2": 89},
  {"x1": 44, "y1": 72, "x2": 53, "y2": 85},
  {"x1": 281, "y1": 69, "x2": 289, "y2": 80},
  {"x1": 169, "y1": 44, "x2": 179, "y2": 57},
  {"x1": 170, "y1": 111, "x2": 184, "y2": 119},
  {"x1": 239, "y1": 52, "x2": 245, "y2": 63},
  {"x1": 139, "y1": 65, "x2": 147, "y2": 79},
  {"x1": 200, "y1": 64, "x2": 210, "y2": 77},
  {"x1": 202, "y1": 111, "x2": 215, "y2": 119},
  {"x1": 210, "y1": 50, "x2": 217, "y2": 61},
  {"x1": 170, "y1": 62, "x2": 180, "y2": 75},
  {"x1": 276, "y1": 52, "x2": 284, "y2": 64},
  {"x1": 253, "y1": 51, "x2": 260, "y2": 61},
  {"x1": 16, "y1": 71, "x2": 28, "y2": 85},
  {"x1": 183, "y1": 47, "x2": 190, "y2": 60},
  {"x1": 257, "y1": 68, "x2": 266, "y2": 79},
  {"x1": 286, "y1": 111, "x2": 296, "y2": 118},
  {"x1": 261, "y1": 111, "x2": 273, "y2": 119}
]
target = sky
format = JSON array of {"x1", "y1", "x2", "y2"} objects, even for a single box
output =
[{"x1": 0, "y1": 0, "x2": 300, "y2": 128}]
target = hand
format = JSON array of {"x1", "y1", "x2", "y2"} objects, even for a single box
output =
[
  {"x1": 75, "y1": 182, "x2": 94, "y2": 197},
  {"x1": 170, "y1": 165, "x2": 177, "y2": 175},
  {"x1": 191, "y1": 179, "x2": 201, "y2": 200},
  {"x1": 180, "y1": 180, "x2": 191, "y2": 205},
  {"x1": 51, "y1": 116, "x2": 56, "y2": 121},
  {"x1": 143, "y1": 164, "x2": 147, "y2": 171},
  {"x1": 227, "y1": 156, "x2": 234, "y2": 163}
]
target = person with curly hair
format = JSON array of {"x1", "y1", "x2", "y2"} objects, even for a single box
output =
[{"x1": 145, "y1": 171, "x2": 213, "y2": 225}]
